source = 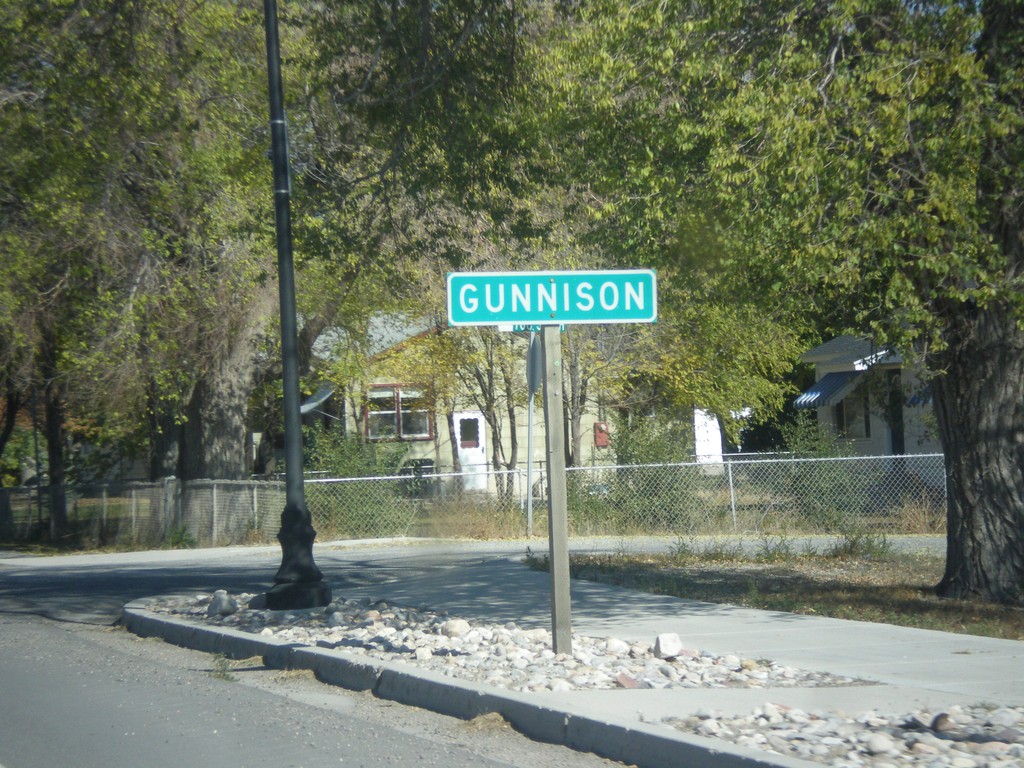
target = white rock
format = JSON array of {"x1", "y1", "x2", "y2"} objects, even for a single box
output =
[
  {"x1": 440, "y1": 619, "x2": 471, "y2": 637},
  {"x1": 698, "y1": 719, "x2": 721, "y2": 736},
  {"x1": 604, "y1": 637, "x2": 630, "y2": 655},
  {"x1": 653, "y1": 633, "x2": 685, "y2": 659},
  {"x1": 206, "y1": 590, "x2": 238, "y2": 617},
  {"x1": 990, "y1": 708, "x2": 1024, "y2": 727},
  {"x1": 151, "y1": 590, "x2": 1024, "y2": 768},
  {"x1": 866, "y1": 733, "x2": 895, "y2": 755}
]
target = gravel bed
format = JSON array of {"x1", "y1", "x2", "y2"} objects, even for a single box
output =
[{"x1": 144, "y1": 591, "x2": 1024, "y2": 768}]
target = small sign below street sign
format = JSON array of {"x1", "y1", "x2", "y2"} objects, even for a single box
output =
[
  {"x1": 496, "y1": 324, "x2": 566, "y2": 333},
  {"x1": 513, "y1": 323, "x2": 565, "y2": 333},
  {"x1": 448, "y1": 270, "x2": 657, "y2": 327}
]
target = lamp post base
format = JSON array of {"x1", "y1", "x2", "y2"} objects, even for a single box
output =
[
  {"x1": 263, "y1": 580, "x2": 332, "y2": 611},
  {"x1": 255, "y1": 502, "x2": 332, "y2": 611}
]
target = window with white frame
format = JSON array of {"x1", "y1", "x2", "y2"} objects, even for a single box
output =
[{"x1": 366, "y1": 386, "x2": 431, "y2": 441}]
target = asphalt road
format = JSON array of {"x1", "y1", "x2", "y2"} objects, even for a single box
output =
[
  {"x1": 0, "y1": 542, "x2": 619, "y2": 768},
  {"x1": 0, "y1": 535, "x2": 942, "y2": 626},
  {"x1": 0, "y1": 541, "x2": 538, "y2": 621},
  {"x1": 0, "y1": 536, "x2": 946, "y2": 768}
]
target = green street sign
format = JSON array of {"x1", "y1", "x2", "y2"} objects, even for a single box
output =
[{"x1": 447, "y1": 269, "x2": 657, "y2": 327}]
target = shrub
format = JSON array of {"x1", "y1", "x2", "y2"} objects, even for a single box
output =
[{"x1": 303, "y1": 423, "x2": 406, "y2": 477}]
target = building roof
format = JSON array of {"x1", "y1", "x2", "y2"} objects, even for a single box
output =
[
  {"x1": 367, "y1": 314, "x2": 435, "y2": 358},
  {"x1": 800, "y1": 336, "x2": 901, "y2": 368},
  {"x1": 800, "y1": 336, "x2": 874, "y2": 364}
]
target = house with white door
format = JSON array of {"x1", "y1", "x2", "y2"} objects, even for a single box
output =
[
  {"x1": 299, "y1": 313, "x2": 733, "y2": 494},
  {"x1": 298, "y1": 315, "x2": 618, "y2": 494}
]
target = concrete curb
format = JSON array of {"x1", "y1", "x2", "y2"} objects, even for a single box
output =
[{"x1": 122, "y1": 599, "x2": 813, "y2": 768}]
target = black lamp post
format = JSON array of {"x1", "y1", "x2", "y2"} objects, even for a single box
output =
[{"x1": 260, "y1": 0, "x2": 330, "y2": 611}]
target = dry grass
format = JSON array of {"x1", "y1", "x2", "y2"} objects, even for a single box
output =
[
  {"x1": 529, "y1": 547, "x2": 1024, "y2": 642},
  {"x1": 411, "y1": 501, "x2": 528, "y2": 539},
  {"x1": 460, "y1": 713, "x2": 513, "y2": 732}
]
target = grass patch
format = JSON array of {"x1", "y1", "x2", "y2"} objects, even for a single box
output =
[
  {"x1": 410, "y1": 497, "x2": 531, "y2": 539},
  {"x1": 524, "y1": 547, "x2": 1024, "y2": 641},
  {"x1": 209, "y1": 653, "x2": 236, "y2": 681}
]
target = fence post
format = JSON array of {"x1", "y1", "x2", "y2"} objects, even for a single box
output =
[
  {"x1": 211, "y1": 481, "x2": 218, "y2": 546},
  {"x1": 161, "y1": 478, "x2": 170, "y2": 540},
  {"x1": 727, "y1": 460, "x2": 738, "y2": 531},
  {"x1": 176, "y1": 479, "x2": 183, "y2": 531},
  {"x1": 252, "y1": 482, "x2": 259, "y2": 538},
  {"x1": 130, "y1": 487, "x2": 137, "y2": 539},
  {"x1": 162, "y1": 477, "x2": 178, "y2": 536}
]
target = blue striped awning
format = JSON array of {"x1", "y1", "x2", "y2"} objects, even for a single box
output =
[
  {"x1": 794, "y1": 371, "x2": 863, "y2": 410},
  {"x1": 300, "y1": 385, "x2": 335, "y2": 415}
]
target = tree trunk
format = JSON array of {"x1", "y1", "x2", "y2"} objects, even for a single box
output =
[
  {"x1": 932, "y1": 307, "x2": 1024, "y2": 605},
  {"x1": 147, "y1": 383, "x2": 182, "y2": 480},
  {"x1": 485, "y1": 407, "x2": 502, "y2": 471},
  {"x1": 178, "y1": 352, "x2": 257, "y2": 481},
  {"x1": 0, "y1": 385, "x2": 25, "y2": 462},
  {"x1": 561, "y1": 333, "x2": 590, "y2": 468},
  {"x1": 43, "y1": 380, "x2": 68, "y2": 539},
  {"x1": 444, "y1": 409, "x2": 464, "y2": 494},
  {"x1": 932, "y1": 1, "x2": 1024, "y2": 606},
  {"x1": 445, "y1": 411, "x2": 462, "y2": 473},
  {"x1": 501, "y1": 367, "x2": 519, "y2": 502},
  {"x1": 39, "y1": 327, "x2": 68, "y2": 538}
]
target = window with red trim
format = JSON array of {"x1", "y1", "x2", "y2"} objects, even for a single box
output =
[{"x1": 366, "y1": 386, "x2": 431, "y2": 441}]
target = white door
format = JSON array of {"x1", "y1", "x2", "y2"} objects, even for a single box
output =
[{"x1": 454, "y1": 411, "x2": 488, "y2": 490}]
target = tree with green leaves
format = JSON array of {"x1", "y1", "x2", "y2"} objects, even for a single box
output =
[
  {"x1": 546, "y1": 0, "x2": 1023, "y2": 604},
  {"x1": 1, "y1": 0, "x2": 277, "y2": 506}
]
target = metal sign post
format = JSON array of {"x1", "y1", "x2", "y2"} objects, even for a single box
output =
[{"x1": 541, "y1": 325, "x2": 572, "y2": 654}]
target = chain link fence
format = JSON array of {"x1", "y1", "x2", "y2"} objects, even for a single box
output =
[
  {"x1": 0, "y1": 454, "x2": 945, "y2": 548},
  {"x1": 564, "y1": 453, "x2": 946, "y2": 537},
  {"x1": 0, "y1": 479, "x2": 286, "y2": 548}
]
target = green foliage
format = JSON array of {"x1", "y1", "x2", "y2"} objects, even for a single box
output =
[
  {"x1": 578, "y1": 415, "x2": 726, "y2": 534},
  {"x1": 0, "y1": 428, "x2": 41, "y2": 488},
  {"x1": 524, "y1": 4, "x2": 812, "y2": 428},
  {"x1": 303, "y1": 423, "x2": 406, "y2": 478},
  {"x1": 1, "y1": 0, "x2": 274, "y2": 484},
  {"x1": 667, "y1": 535, "x2": 746, "y2": 564},
  {"x1": 166, "y1": 525, "x2": 197, "y2": 550},
  {"x1": 610, "y1": 415, "x2": 694, "y2": 466},
  {"x1": 566, "y1": 463, "x2": 721, "y2": 536},
  {"x1": 209, "y1": 654, "x2": 236, "y2": 682},
  {"x1": 775, "y1": 416, "x2": 893, "y2": 535},
  {"x1": 824, "y1": 532, "x2": 893, "y2": 560},
  {"x1": 755, "y1": 533, "x2": 798, "y2": 563},
  {"x1": 543, "y1": 0, "x2": 1012, "y2": 355},
  {"x1": 308, "y1": 481, "x2": 417, "y2": 540},
  {"x1": 780, "y1": 412, "x2": 849, "y2": 458}
]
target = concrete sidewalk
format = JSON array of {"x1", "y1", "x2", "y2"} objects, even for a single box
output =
[{"x1": 119, "y1": 540, "x2": 1023, "y2": 768}]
